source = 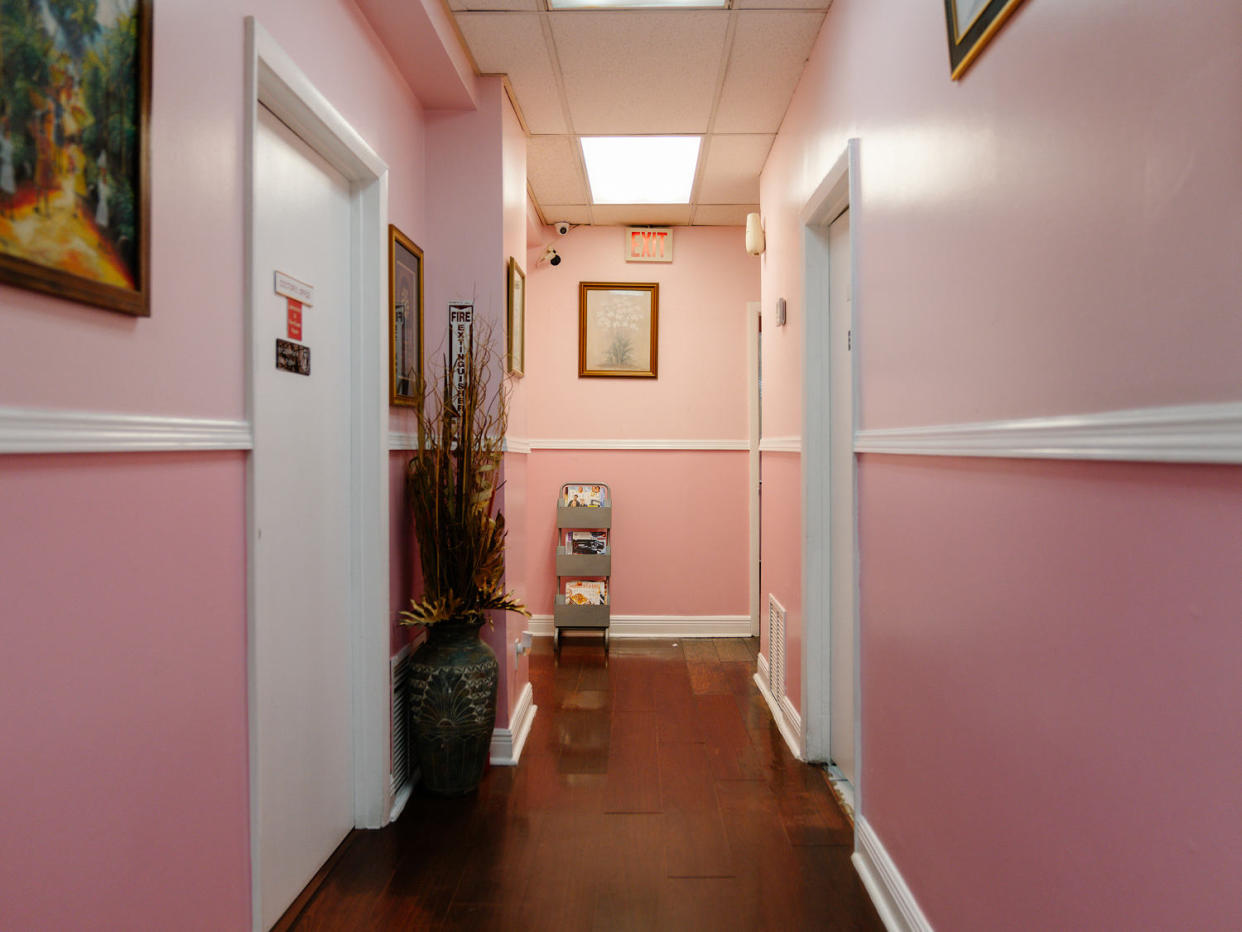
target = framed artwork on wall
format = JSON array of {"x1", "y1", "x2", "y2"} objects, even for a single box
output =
[
  {"x1": 578, "y1": 281, "x2": 658, "y2": 379},
  {"x1": 507, "y1": 256, "x2": 525, "y2": 376},
  {"x1": 389, "y1": 224, "x2": 424, "y2": 407},
  {"x1": 943, "y1": 0, "x2": 1026, "y2": 79},
  {"x1": 0, "y1": 0, "x2": 152, "y2": 316}
]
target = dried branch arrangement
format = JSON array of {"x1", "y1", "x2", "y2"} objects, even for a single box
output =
[{"x1": 400, "y1": 324, "x2": 529, "y2": 628}]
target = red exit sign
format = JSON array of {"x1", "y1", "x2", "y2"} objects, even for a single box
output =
[{"x1": 625, "y1": 227, "x2": 673, "y2": 263}]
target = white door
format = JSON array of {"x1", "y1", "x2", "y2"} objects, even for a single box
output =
[
  {"x1": 252, "y1": 104, "x2": 354, "y2": 929},
  {"x1": 828, "y1": 207, "x2": 856, "y2": 785}
]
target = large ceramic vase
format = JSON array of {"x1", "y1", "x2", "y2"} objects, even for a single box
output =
[{"x1": 408, "y1": 620, "x2": 498, "y2": 796}]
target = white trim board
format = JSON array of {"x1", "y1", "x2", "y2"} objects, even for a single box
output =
[
  {"x1": 490, "y1": 682, "x2": 537, "y2": 766},
  {"x1": 759, "y1": 435, "x2": 801, "y2": 453},
  {"x1": 522, "y1": 438, "x2": 748, "y2": 451},
  {"x1": 527, "y1": 614, "x2": 752, "y2": 638},
  {"x1": 854, "y1": 400, "x2": 1242, "y2": 465},
  {"x1": 755, "y1": 653, "x2": 804, "y2": 761},
  {"x1": 852, "y1": 816, "x2": 934, "y2": 932},
  {"x1": 0, "y1": 406, "x2": 252, "y2": 454}
]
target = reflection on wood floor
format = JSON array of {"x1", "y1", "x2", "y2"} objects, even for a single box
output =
[{"x1": 281, "y1": 636, "x2": 883, "y2": 931}]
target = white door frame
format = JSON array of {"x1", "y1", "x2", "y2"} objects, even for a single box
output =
[
  {"x1": 244, "y1": 18, "x2": 391, "y2": 929},
  {"x1": 800, "y1": 139, "x2": 862, "y2": 804},
  {"x1": 747, "y1": 299, "x2": 761, "y2": 637}
]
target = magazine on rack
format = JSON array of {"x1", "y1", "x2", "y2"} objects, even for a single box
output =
[
  {"x1": 564, "y1": 579, "x2": 608, "y2": 605},
  {"x1": 562, "y1": 483, "x2": 607, "y2": 508},
  {"x1": 563, "y1": 530, "x2": 608, "y2": 555}
]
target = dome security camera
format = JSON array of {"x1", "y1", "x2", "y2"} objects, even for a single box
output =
[
  {"x1": 541, "y1": 244, "x2": 561, "y2": 267},
  {"x1": 554, "y1": 221, "x2": 571, "y2": 236}
]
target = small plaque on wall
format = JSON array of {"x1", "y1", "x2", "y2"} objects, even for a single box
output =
[{"x1": 276, "y1": 338, "x2": 311, "y2": 376}]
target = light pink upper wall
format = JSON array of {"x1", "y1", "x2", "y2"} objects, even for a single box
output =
[
  {"x1": 0, "y1": 0, "x2": 431, "y2": 422},
  {"x1": 762, "y1": 0, "x2": 1242, "y2": 431},
  {"x1": 523, "y1": 225, "x2": 758, "y2": 442}
]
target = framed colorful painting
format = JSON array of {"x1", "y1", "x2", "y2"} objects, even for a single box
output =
[
  {"x1": 578, "y1": 281, "x2": 658, "y2": 379},
  {"x1": 944, "y1": 0, "x2": 1026, "y2": 79},
  {"x1": 0, "y1": 0, "x2": 152, "y2": 316},
  {"x1": 389, "y1": 224, "x2": 424, "y2": 407}
]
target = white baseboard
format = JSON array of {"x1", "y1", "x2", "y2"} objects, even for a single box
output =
[
  {"x1": 754, "y1": 653, "x2": 804, "y2": 760},
  {"x1": 0, "y1": 405, "x2": 253, "y2": 454},
  {"x1": 852, "y1": 816, "x2": 933, "y2": 932},
  {"x1": 527, "y1": 614, "x2": 752, "y2": 638},
  {"x1": 490, "y1": 682, "x2": 536, "y2": 766}
]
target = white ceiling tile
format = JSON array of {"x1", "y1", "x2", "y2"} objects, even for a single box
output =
[
  {"x1": 692, "y1": 204, "x2": 756, "y2": 225},
  {"x1": 550, "y1": 11, "x2": 729, "y2": 135},
  {"x1": 457, "y1": 13, "x2": 569, "y2": 134},
  {"x1": 591, "y1": 205, "x2": 693, "y2": 226},
  {"x1": 697, "y1": 134, "x2": 773, "y2": 203},
  {"x1": 452, "y1": 0, "x2": 541, "y2": 10},
  {"x1": 714, "y1": 10, "x2": 825, "y2": 134},
  {"x1": 735, "y1": 0, "x2": 831, "y2": 8},
  {"x1": 537, "y1": 205, "x2": 594, "y2": 225},
  {"x1": 527, "y1": 135, "x2": 592, "y2": 205}
]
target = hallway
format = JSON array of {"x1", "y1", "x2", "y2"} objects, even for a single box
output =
[{"x1": 280, "y1": 638, "x2": 881, "y2": 930}]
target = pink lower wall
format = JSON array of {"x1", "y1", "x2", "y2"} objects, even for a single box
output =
[
  {"x1": 0, "y1": 453, "x2": 249, "y2": 930},
  {"x1": 859, "y1": 455, "x2": 1242, "y2": 929},
  {"x1": 758, "y1": 451, "x2": 801, "y2": 703},
  {"x1": 525, "y1": 450, "x2": 749, "y2": 617}
]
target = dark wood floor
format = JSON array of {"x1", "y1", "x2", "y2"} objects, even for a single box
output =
[{"x1": 284, "y1": 637, "x2": 883, "y2": 930}]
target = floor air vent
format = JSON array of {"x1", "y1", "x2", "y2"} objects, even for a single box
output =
[
  {"x1": 768, "y1": 594, "x2": 787, "y2": 703},
  {"x1": 390, "y1": 646, "x2": 411, "y2": 796}
]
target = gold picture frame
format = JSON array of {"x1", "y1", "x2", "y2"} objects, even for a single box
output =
[
  {"x1": 388, "y1": 224, "x2": 424, "y2": 407},
  {"x1": 944, "y1": 0, "x2": 1026, "y2": 79},
  {"x1": 578, "y1": 282, "x2": 658, "y2": 379},
  {"x1": 507, "y1": 256, "x2": 525, "y2": 376}
]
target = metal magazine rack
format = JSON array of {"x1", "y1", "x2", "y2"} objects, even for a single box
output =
[{"x1": 554, "y1": 482, "x2": 612, "y2": 653}]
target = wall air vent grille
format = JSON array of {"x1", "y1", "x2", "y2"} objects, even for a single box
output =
[
  {"x1": 390, "y1": 646, "x2": 411, "y2": 796},
  {"x1": 769, "y1": 594, "x2": 787, "y2": 704}
]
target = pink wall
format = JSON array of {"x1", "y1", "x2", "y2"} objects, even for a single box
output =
[
  {"x1": 524, "y1": 450, "x2": 749, "y2": 617},
  {"x1": 523, "y1": 225, "x2": 756, "y2": 442},
  {"x1": 518, "y1": 225, "x2": 758, "y2": 621},
  {"x1": 0, "y1": 453, "x2": 250, "y2": 930},
  {"x1": 0, "y1": 1, "x2": 468, "y2": 926},
  {"x1": 760, "y1": 0, "x2": 1242, "y2": 927},
  {"x1": 860, "y1": 456, "x2": 1242, "y2": 929},
  {"x1": 758, "y1": 451, "x2": 801, "y2": 701}
]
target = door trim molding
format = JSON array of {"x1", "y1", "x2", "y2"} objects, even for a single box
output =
[
  {"x1": 747, "y1": 300, "x2": 761, "y2": 638},
  {"x1": 0, "y1": 406, "x2": 252, "y2": 453},
  {"x1": 854, "y1": 399, "x2": 1242, "y2": 464},
  {"x1": 799, "y1": 138, "x2": 863, "y2": 810},
  {"x1": 245, "y1": 18, "x2": 390, "y2": 929}
]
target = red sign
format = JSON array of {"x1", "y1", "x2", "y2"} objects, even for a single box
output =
[
  {"x1": 287, "y1": 298, "x2": 303, "y2": 341},
  {"x1": 625, "y1": 227, "x2": 673, "y2": 263}
]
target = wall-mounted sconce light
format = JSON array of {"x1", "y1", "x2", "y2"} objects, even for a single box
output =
[{"x1": 745, "y1": 212, "x2": 765, "y2": 256}]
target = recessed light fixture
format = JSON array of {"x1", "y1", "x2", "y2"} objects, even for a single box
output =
[
  {"x1": 580, "y1": 136, "x2": 701, "y2": 205},
  {"x1": 548, "y1": 0, "x2": 726, "y2": 9}
]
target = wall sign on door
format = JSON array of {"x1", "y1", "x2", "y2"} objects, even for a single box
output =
[
  {"x1": 274, "y1": 270, "x2": 315, "y2": 306},
  {"x1": 625, "y1": 227, "x2": 673, "y2": 263},
  {"x1": 448, "y1": 302, "x2": 473, "y2": 408},
  {"x1": 276, "y1": 338, "x2": 311, "y2": 376},
  {"x1": 287, "y1": 298, "x2": 303, "y2": 340}
]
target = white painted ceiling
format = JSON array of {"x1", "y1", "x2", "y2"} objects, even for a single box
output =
[{"x1": 449, "y1": 0, "x2": 831, "y2": 226}]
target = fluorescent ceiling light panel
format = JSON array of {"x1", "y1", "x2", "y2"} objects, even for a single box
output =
[
  {"x1": 549, "y1": 0, "x2": 726, "y2": 9},
  {"x1": 581, "y1": 136, "x2": 701, "y2": 204}
]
